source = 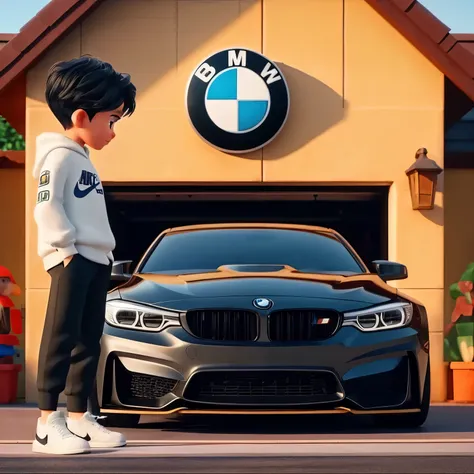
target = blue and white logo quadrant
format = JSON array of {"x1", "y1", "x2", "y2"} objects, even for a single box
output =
[{"x1": 205, "y1": 67, "x2": 270, "y2": 134}]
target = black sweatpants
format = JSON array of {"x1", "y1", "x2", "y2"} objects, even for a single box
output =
[{"x1": 37, "y1": 254, "x2": 111, "y2": 412}]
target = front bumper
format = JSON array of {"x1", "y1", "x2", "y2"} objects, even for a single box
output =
[{"x1": 96, "y1": 322, "x2": 428, "y2": 415}]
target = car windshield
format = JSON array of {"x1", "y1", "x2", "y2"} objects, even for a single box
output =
[{"x1": 140, "y1": 228, "x2": 365, "y2": 275}]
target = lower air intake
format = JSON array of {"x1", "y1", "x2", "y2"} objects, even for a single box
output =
[
  {"x1": 114, "y1": 359, "x2": 178, "y2": 408},
  {"x1": 184, "y1": 370, "x2": 343, "y2": 405}
]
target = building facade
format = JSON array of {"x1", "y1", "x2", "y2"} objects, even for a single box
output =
[{"x1": 1, "y1": 0, "x2": 474, "y2": 403}]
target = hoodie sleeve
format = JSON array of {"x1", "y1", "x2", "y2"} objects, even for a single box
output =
[{"x1": 33, "y1": 150, "x2": 78, "y2": 260}]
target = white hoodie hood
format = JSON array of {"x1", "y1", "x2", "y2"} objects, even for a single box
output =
[
  {"x1": 33, "y1": 132, "x2": 115, "y2": 270},
  {"x1": 33, "y1": 133, "x2": 89, "y2": 179}
]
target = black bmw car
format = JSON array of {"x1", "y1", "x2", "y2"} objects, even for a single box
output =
[{"x1": 90, "y1": 223, "x2": 430, "y2": 428}]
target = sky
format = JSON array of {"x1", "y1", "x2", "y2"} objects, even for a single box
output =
[{"x1": 0, "y1": 0, "x2": 474, "y2": 34}]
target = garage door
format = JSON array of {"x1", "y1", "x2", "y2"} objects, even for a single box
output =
[{"x1": 104, "y1": 185, "x2": 388, "y2": 271}]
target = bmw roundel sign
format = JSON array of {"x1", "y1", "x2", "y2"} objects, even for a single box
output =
[{"x1": 186, "y1": 48, "x2": 290, "y2": 154}]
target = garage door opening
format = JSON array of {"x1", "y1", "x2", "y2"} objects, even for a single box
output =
[{"x1": 105, "y1": 185, "x2": 388, "y2": 271}]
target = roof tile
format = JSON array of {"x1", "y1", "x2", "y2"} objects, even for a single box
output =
[
  {"x1": 440, "y1": 35, "x2": 457, "y2": 52},
  {"x1": 0, "y1": 34, "x2": 15, "y2": 43},
  {"x1": 404, "y1": 1, "x2": 450, "y2": 45},
  {"x1": 449, "y1": 43, "x2": 474, "y2": 79},
  {"x1": 391, "y1": 0, "x2": 417, "y2": 12}
]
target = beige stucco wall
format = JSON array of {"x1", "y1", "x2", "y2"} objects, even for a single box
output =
[{"x1": 24, "y1": 0, "x2": 445, "y2": 402}]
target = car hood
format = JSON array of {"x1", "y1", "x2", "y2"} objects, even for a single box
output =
[{"x1": 113, "y1": 265, "x2": 399, "y2": 309}]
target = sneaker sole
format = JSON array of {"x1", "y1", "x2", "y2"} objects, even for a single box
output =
[
  {"x1": 32, "y1": 440, "x2": 91, "y2": 455},
  {"x1": 89, "y1": 440, "x2": 127, "y2": 448}
]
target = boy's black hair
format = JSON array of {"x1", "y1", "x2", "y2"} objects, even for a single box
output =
[{"x1": 45, "y1": 56, "x2": 136, "y2": 129}]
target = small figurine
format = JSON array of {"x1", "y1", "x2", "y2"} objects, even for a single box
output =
[{"x1": 0, "y1": 266, "x2": 21, "y2": 335}]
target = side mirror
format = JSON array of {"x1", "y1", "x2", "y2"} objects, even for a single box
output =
[
  {"x1": 111, "y1": 260, "x2": 133, "y2": 281},
  {"x1": 372, "y1": 260, "x2": 408, "y2": 281}
]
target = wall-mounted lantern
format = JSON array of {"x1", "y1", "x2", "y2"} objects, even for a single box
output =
[{"x1": 405, "y1": 148, "x2": 443, "y2": 211}]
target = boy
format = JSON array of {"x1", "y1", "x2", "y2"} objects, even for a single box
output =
[{"x1": 32, "y1": 56, "x2": 136, "y2": 455}]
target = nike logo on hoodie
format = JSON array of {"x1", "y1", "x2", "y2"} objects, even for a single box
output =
[
  {"x1": 74, "y1": 181, "x2": 100, "y2": 198},
  {"x1": 74, "y1": 170, "x2": 103, "y2": 198}
]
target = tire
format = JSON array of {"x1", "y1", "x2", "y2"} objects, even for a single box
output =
[
  {"x1": 87, "y1": 379, "x2": 141, "y2": 428},
  {"x1": 373, "y1": 359, "x2": 430, "y2": 429}
]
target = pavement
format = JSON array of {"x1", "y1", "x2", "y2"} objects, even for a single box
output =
[{"x1": 1, "y1": 403, "x2": 474, "y2": 473}]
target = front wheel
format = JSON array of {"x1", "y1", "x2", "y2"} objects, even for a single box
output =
[{"x1": 373, "y1": 359, "x2": 430, "y2": 429}]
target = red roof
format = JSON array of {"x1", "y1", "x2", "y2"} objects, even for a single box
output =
[
  {"x1": 366, "y1": 0, "x2": 474, "y2": 100},
  {"x1": 0, "y1": 34, "x2": 15, "y2": 51},
  {"x1": 0, "y1": 34, "x2": 15, "y2": 43},
  {"x1": 0, "y1": 0, "x2": 474, "y2": 100},
  {"x1": 0, "y1": 0, "x2": 103, "y2": 91}
]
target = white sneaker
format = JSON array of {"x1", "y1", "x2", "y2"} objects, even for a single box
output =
[
  {"x1": 67, "y1": 412, "x2": 126, "y2": 448},
  {"x1": 32, "y1": 411, "x2": 91, "y2": 455}
]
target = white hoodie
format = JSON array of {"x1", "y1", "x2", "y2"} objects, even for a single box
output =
[{"x1": 33, "y1": 133, "x2": 115, "y2": 271}]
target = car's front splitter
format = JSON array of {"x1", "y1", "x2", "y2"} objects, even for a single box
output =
[
  {"x1": 96, "y1": 325, "x2": 427, "y2": 414},
  {"x1": 99, "y1": 405, "x2": 421, "y2": 416}
]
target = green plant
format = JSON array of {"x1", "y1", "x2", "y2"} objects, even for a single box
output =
[{"x1": 0, "y1": 116, "x2": 25, "y2": 151}]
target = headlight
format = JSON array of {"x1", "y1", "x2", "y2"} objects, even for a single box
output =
[
  {"x1": 105, "y1": 300, "x2": 181, "y2": 332},
  {"x1": 342, "y1": 302, "x2": 413, "y2": 332}
]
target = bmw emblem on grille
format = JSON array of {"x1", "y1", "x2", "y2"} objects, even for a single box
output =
[{"x1": 253, "y1": 298, "x2": 273, "y2": 310}]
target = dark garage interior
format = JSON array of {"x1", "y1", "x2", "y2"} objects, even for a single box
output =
[{"x1": 104, "y1": 185, "x2": 389, "y2": 272}]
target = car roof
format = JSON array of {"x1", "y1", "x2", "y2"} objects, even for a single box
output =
[{"x1": 163, "y1": 223, "x2": 337, "y2": 235}]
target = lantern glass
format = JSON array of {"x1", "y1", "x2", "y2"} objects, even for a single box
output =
[
  {"x1": 408, "y1": 172, "x2": 419, "y2": 209},
  {"x1": 407, "y1": 171, "x2": 438, "y2": 210},
  {"x1": 418, "y1": 173, "x2": 436, "y2": 209}
]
